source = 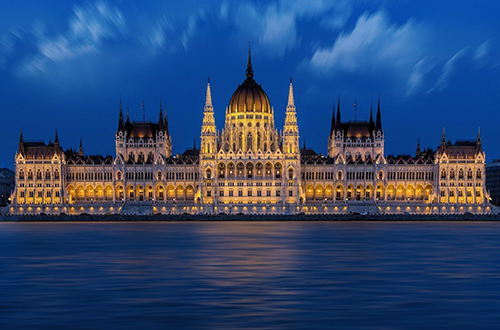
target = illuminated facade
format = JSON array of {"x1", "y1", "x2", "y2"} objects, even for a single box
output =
[{"x1": 9, "y1": 52, "x2": 491, "y2": 215}]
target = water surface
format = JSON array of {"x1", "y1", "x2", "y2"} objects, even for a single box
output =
[{"x1": 1, "y1": 221, "x2": 500, "y2": 329}]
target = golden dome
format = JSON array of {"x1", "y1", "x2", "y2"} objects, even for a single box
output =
[{"x1": 228, "y1": 51, "x2": 271, "y2": 114}]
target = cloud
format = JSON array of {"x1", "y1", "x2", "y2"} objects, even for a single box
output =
[
  {"x1": 223, "y1": 0, "x2": 353, "y2": 57},
  {"x1": 308, "y1": 11, "x2": 424, "y2": 74},
  {"x1": 16, "y1": 0, "x2": 125, "y2": 76},
  {"x1": 434, "y1": 48, "x2": 467, "y2": 91},
  {"x1": 473, "y1": 40, "x2": 490, "y2": 62},
  {"x1": 406, "y1": 57, "x2": 435, "y2": 96}
]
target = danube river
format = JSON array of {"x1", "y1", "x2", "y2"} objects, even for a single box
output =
[{"x1": 1, "y1": 220, "x2": 500, "y2": 329}]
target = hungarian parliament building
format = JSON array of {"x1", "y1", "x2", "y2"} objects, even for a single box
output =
[{"x1": 8, "y1": 52, "x2": 491, "y2": 215}]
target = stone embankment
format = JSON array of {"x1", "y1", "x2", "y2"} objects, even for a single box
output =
[{"x1": 1, "y1": 213, "x2": 500, "y2": 222}]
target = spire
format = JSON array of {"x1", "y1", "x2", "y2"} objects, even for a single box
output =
[
  {"x1": 126, "y1": 106, "x2": 130, "y2": 124},
  {"x1": 78, "y1": 139, "x2": 83, "y2": 157},
  {"x1": 369, "y1": 104, "x2": 374, "y2": 125},
  {"x1": 287, "y1": 78, "x2": 295, "y2": 109},
  {"x1": 164, "y1": 106, "x2": 169, "y2": 135},
  {"x1": 336, "y1": 98, "x2": 341, "y2": 128},
  {"x1": 375, "y1": 98, "x2": 382, "y2": 131},
  {"x1": 416, "y1": 139, "x2": 421, "y2": 157},
  {"x1": 303, "y1": 139, "x2": 306, "y2": 150},
  {"x1": 205, "y1": 78, "x2": 213, "y2": 110},
  {"x1": 54, "y1": 129, "x2": 59, "y2": 144},
  {"x1": 159, "y1": 99, "x2": 164, "y2": 131},
  {"x1": 246, "y1": 45, "x2": 254, "y2": 79},
  {"x1": 477, "y1": 127, "x2": 482, "y2": 151},
  {"x1": 118, "y1": 100, "x2": 124, "y2": 131},
  {"x1": 18, "y1": 129, "x2": 24, "y2": 155},
  {"x1": 330, "y1": 103, "x2": 336, "y2": 136},
  {"x1": 441, "y1": 128, "x2": 446, "y2": 148},
  {"x1": 193, "y1": 138, "x2": 197, "y2": 150}
]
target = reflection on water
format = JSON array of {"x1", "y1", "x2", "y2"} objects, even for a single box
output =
[{"x1": 1, "y1": 221, "x2": 500, "y2": 329}]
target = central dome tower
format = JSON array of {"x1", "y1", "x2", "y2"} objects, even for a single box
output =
[
  {"x1": 220, "y1": 49, "x2": 280, "y2": 153},
  {"x1": 228, "y1": 51, "x2": 271, "y2": 113}
]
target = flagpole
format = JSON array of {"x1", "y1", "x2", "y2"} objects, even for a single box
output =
[{"x1": 354, "y1": 100, "x2": 357, "y2": 122}]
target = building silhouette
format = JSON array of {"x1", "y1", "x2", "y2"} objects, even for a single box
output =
[{"x1": 8, "y1": 52, "x2": 491, "y2": 215}]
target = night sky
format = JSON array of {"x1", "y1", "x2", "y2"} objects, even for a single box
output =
[{"x1": 1, "y1": 0, "x2": 499, "y2": 170}]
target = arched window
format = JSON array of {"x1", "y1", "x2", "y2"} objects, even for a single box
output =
[
  {"x1": 238, "y1": 133, "x2": 243, "y2": 150},
  {"x1": 378, "y1": 171, "x2": 383, "y2": 180},
  {"x1": 459, "y1": 169, "x2": 464, "y2": 179},
  {"x1": 116, "y1": 171, "x2": 122, "y2": 180},
  {"x1": 467, "y1": 169, "x2": 473, "y2": 179},
  {"x1": 36, "y1": 170, "x2": 42, "y2": 180},
  {"x1": 19, "y1": 169, "x2": 24, "y2": 180},
  {"x1": 275, "y1": 163, "x2": 282, "y2": 179},
  {"x1": 289, "y1": 168, "x2": 294, "y2": 179},
  {"x1": 337, "y1": 171, "x2": 343, "y2": 180},
  {"x1": 157, "y1": 171, "x2": 162, "y2": 180},
  {"x1": 54, "y1": 170, "x2": 59, "y2": 180},
  {"x1": 28, "y1": 170, "x2": 33, "y2": 180},
  {"x1": 257, "y1": 133, "x2": 261, "y2": 150},
  {"x1": 206, "y1": 168, "x2": 212, "y2": 179},
  {"x1": 476, "y1": 169, "x2": 482, "y2": 179},
  {"x1": 440, "y1": 169, "x2": 446, "y2": 179},
  {"x1": 450, "y1": 169, "x2": 455, "y2": 179},
  {"x1": 45, "y1": 170, "x2": 51, "y2": 180}
]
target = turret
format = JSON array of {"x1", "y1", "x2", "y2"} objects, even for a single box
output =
[
  {"x1": 283, "y1": 78, "x2": 299, "y2": 155},
  {"x1": 441, "y1": 128, "x2": 446, "y2": 149},
  {"x1": 78, "y1": 139, "x2": 84, "y2": 157},
  {"x1": 416, "y1": 139, "x2": 421, "y2": 157},
  {"x1": 159, "y1": 99, "x2": 164, "y2": 131},
  {"x1": 54, "y1": 129, "x2": 60, "y2": 153},
  {"x1": 118, "y1": 100, "x2": 124, "y2": 131},
  {"x1": 477, "y1": 127, "x2": 482, "y2": 152},
  {"x1": 375, "y1": 98, "x2": 382, "y2": 132},
  {"x1": 18, "y1": 129, "x2": 24, "y2": 155},
  {"x1": 200, "y1": 78, "x2": 217, "y2": 155}
]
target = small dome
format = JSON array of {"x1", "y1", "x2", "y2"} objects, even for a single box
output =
[{"x1": 228, "y1": 50, "x2": 271, "y2": 113}]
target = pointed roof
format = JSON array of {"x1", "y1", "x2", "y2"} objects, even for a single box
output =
[
  {"x1": 246, "y1": 45, "x2": 253, "y2": 79},
  {"x1": 118, "y1": 99, "x2": 124, "y2": 131},
  {"x1": 18, "y1": 129, "x2": 24, "y2": 155},
  {"x1": 205, "y1": 78, "x2": 213, "y2": 110},
  {"x1": 375, "y1": 98, "x2": 382, "y2": 131},
  {"x1": 330, "y1": 103, "x2": 335, "y2": 136},
  {"x1": 287, "y1": 78, "x2": 294, "y2": 109},
  {"x1": 336, "y1": 98, "x2": 341, "y2": 129},
  {"x1": 159, "y1": 99, "x2": 165, "y2": 131}
]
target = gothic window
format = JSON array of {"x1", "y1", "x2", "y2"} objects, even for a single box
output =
[
  {"x1": 337, "y1": 171, "x2": 343, "y2": 180},
  {"x1": 227, "y1": 162, "x2": 235, "y2": 176},
  {"x1": 257, "y1": 133, "x2": 261, "y2": 150},
  {"x1": 116, "y1": 171, "x2": 122, "y2": 180},
  {"x1": 248, "y1": 190, "x2": 252, "y2": 197},
  {"x1": 450, "y1": 169, "x2": 455, "y2": 179},
  {"x1": 237, "y1": 162, "x2": 244, "y2": 177},
  {"x1": 238, "y1": 133, "x2": 243, "y2": 150},
  {"x1": 45, "y1": 170, "x2": 51, "y2": 180},
  {"x1": 275, "y1": 163, "x2": 282, "y2": 179},
  {"x1": 441, "y1": 169, "x2": 446, "y2": 179},
  {"x1": 157, "y1": 171, "x2": 162, "y2": 180},
  {"x1": 246, "y1": 162, "x2": 253, "y2": 178},
  {"x1": 378, "y1": 171, "x2": 383, "y2": 180},
  {"x1": 206, "y1": 168, "x2": 212, "y2": 179},
  {"x1": 467, "y1": 169, "x2": 473, "y2": 179},
  {"x1": 19, "y1": 170, "x2": 24, "y2": 180},
  {"x1": 476, "y1": 169, "x2": 482, "y2": 179},
  {"x1": 459, "y1": 169, "x2": 464, "y2": 179},
  {"x1": 289, "y1": 168, "x2": 294, "y2": 179},
  {"x1": 218, "y1": 163, "x2": 226, "y2": 178}
]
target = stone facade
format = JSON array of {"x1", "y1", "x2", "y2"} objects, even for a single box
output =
[{"x1": 8, "y1": 53, "x2": 491, "y2": 215}]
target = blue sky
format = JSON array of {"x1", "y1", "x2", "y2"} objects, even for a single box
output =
[{"x1": 1, "y1": 0, "x2": 499, "y2": 169}]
